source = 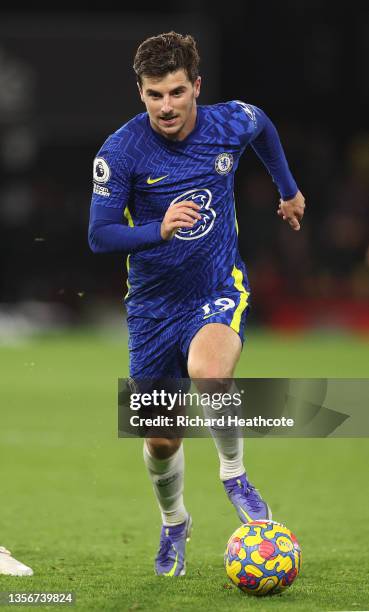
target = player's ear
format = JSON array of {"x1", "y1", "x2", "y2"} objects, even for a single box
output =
[
  {"x1": 194, "y1": 76, "x2": 201, "y2": 99},
  {"x1": 137, "y1": 81, "x2": 144, "y2": 103}
]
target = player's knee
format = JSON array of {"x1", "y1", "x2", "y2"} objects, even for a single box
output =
[
  {"x1": 191, "y1": 368, "x2": 234, "y2": 393},
  {"x1": 190, "y1": 361, "x2": 234, "y2": 380},
  {"x1": 146, "y1": 437, "x2": 182, "y2": 459}
]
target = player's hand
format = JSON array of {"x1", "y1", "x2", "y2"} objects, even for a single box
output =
[
  {"x1": 277, "y1": 190, "x2": 305, "y2": 231},
  {"x1": 161, "y1": 201, "x2": 202, "y2": 240}
]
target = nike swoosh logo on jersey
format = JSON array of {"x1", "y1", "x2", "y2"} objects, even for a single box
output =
[{"x1": 147, "y1": 175, "x2": 169, "y2": 185}]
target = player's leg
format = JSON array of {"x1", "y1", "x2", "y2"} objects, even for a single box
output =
[
  {"x1": 144, "y1": 436, "x2": 188, "y2": 526},
  {"x1": 127, "y1": 314, "x2": 191, "y2": 576},
  {"x1": 188, "y1": 322, "x2": 246, "y2": 480},
  {"x1": 0, "y1": 547, "x2": 33, "y2": 576},
  {"x1": 187, "y1": 322, "x2": 271, "y2": 522},
  {"x1": 144, "y1": 435, "x2": 192, "y2": 576},
  {"x1": 187, "y1": 321, "x2": 241, "y2": 378}
]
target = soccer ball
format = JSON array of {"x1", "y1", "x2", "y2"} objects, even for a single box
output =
[{"x1": 224, "y1": 520, "x2": 301, "y2": 596}]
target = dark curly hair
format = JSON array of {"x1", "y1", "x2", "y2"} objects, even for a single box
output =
[{"x1": 133, "y1": 31, "x2": 200, "y2": 85}]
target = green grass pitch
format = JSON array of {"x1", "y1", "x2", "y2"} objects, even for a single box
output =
[{"x1": 1, "y1": 329, "x2": 369, "y2": 611}]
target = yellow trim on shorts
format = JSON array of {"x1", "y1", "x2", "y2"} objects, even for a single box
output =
[
  {"x1": 230, "y1": 265, "x2": 250, "y2": 334},
  {"x1": 123, "y1": 206, "x2": 134, "y2": 299}
]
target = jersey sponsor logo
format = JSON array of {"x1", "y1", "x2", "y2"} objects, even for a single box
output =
[
  {"x1": 93, "y1": 157, "x2": 110, "y2": 184},
  {"x1": 147, "y1": 174, "x2": 169, "y2": 185},
  {"x1": 215, "y1": 152, "x2": 233, "y2": 175},
  {"x1": 93, "y1": 183, "x2": 110, "y2": 197},
  {"x1": 170, "y1": 188, "x2": 215, "y2": 241}
]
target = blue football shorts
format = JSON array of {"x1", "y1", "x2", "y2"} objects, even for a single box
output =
[{"x1": 127, "y1": 275, "x2": 250, "y2": 379}]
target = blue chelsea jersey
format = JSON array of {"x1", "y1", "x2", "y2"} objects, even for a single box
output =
[{"x1": 90, "y1": 100, "x2": 296, "y2": 318}]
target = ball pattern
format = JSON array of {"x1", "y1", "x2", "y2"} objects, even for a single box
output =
[{"x1": 224, "y1": 520, "x2": 301, "y2": 596}]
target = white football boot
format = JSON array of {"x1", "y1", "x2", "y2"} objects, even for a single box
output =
[{"x1": 0, "y1": 547, "x2": 33, "y2": 576}]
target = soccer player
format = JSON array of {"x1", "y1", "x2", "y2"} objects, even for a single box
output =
[
  {"x1": 89, "y1": 32, "x2": 305, "y2": 577},
  {"x1": 0, "y1": 546, "x2": 33, "y2": 576}
]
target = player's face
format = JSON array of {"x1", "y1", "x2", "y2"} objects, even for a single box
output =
[{"x1": 138, "y1": 70, "x2": 201, "y2": 141}]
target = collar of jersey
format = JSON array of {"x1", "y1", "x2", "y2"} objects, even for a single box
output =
[{"x1": 147, "y1": 106, "x2": 202, "y2": 147}]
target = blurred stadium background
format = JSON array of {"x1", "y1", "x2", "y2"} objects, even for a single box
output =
[{"x1": 0, "y1": 2, "x2": 368, "y2": 340}]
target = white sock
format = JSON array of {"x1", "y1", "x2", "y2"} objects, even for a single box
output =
[
  {"x1": 201, "y1": 381, "x2": 245, "y2": 481},
  {"x1": 143, "y1": 441, "x2": 188, "y2": 526},
  {"x1": 212, "y1": 434, "x2": 245, "y2": 481}
]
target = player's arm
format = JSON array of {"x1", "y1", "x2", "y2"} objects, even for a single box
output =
[
  {"x1": 89, "y1": 201, "x2": 201, "y2": 252},
  {"x1": 88, "y1": 147, "x2": 163, "y2": 254},
  {"x1": 237, "y1": 103, "x2": 305, "y2": 231},
  {"x1": 88, "y1": 204, "x2": 163, "y2": 254},
  {"x1": 89, "y1": 199, "x2": 201, "y2": 253}
]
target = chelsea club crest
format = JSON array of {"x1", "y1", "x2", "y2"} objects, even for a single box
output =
[{"x1": 215, "y1": 152, "x2": 233, "y2": 175}]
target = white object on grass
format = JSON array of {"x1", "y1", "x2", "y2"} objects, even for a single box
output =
[{"x1": 0, "y1": 546, "x2": 33, "y2": 576}]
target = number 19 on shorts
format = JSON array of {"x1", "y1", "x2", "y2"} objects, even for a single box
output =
[{"x1": 201, "y1": 297, "x2": 236, "y2": 319}]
